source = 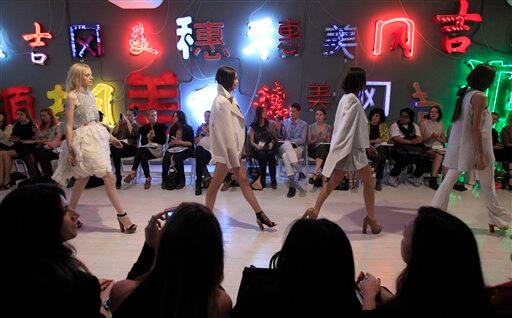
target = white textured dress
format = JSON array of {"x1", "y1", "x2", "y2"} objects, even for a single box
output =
[
  {"x1": 52, "y1": 91, "x2": 112, "y2": 185},
  {"x1": 443, "y1": 89, "x2": 495, "y2": 171}
]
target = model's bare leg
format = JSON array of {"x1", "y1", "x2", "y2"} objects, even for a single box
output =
[{"x1": 205, "y1": 163, "x2": 229, "y2": 211}]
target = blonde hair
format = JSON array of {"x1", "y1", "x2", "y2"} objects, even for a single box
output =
[{"x1": 65, "y1": 63, "x2": 91, "y2": 93}]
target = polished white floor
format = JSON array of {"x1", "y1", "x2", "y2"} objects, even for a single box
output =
[{"x1": 9, "y1": 179, "x2": 512, "y2": 299}]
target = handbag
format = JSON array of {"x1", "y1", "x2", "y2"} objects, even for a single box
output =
[
  {"x1": 247, "y1": 159, "x2": 262, "y2": 190},
  {"x1": 164, "y1": 155, "x2": 178, "y2": 189}
]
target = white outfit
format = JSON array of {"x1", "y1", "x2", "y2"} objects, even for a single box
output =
[
  {"x1": 279, "y1": 141, "x2": 303, "y2": 177},
  {"x1": 53, "y1": 91, "x2": 112, "y2": 185},
  {"x1": 323, "y1": 93, "x2": 369, "y2": 176},
  {"x1": 209, "y1": 85, "x2": 245, "y2": 169},
  {"x1": 431, "y1": 89, "x2": 511, "y2": 227},
  {"x1": 389, "y1": 122, "x2": 422, "y2": 139}
]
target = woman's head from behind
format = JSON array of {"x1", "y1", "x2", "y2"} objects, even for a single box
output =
[
  {"x1": 276, "y1": 219, "x2": 359, "y2": 316},
  {"x1": 146, "y1": 202, "x2": 224, "y2": 316},
  {"x1": 216, "y1": 66, "x2": 238, "y2": 92},
  {"x1": 467, "y1": 64, "x2": 496, "y2": 92},
  {"x1": 342, "y1": 67, "x2": 366, "y2": 95},
  {"x1": 397, "y1": 207, "x2": 491, "y2": 315}
]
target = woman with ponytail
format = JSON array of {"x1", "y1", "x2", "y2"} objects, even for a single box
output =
[{"x1": 431, "y1": 64, "x2": 511, "y2": 233}]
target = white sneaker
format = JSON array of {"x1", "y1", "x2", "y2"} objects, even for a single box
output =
[
  {"x1": 388, "y1": 177, "x2": 400, "y2": 187},
  {"x1": 409, "y1": 177, "x2": 422, "y2": 187}
]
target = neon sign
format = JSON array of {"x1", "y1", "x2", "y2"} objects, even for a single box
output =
[
  {"x1": 373, "y1": 18, "x2": 414, "y2": 58},
  {"x1": 129, "y1": 23, "x2": 158, "y2": 56}
]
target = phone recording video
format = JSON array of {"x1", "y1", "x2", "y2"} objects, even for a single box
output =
[{"x1": 165, "y1": 207, "x2": 177, "y2": 219}]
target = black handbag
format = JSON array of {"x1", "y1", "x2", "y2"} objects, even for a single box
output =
[
  {"x1": 164, "y1": 155, "x2": 178, "y2": 189},
  {"x1": 247, "y1": 159, "x2": 262, "y2": 190}
]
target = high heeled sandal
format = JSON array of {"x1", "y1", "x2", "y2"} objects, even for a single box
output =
[
  {"x1": 117, "y1": 213, "x2": 137, "y2": 234},
  {"x1": 255, "y1": 211, "x2": 276, "y2": 231},
  {"x1": 488, "y1": 224, "x2": 509, "y2": 233},
  {"x1": 363, "y1": 216, "x2": 383, "y2": 234},
  {"x1": 124, "y1": 172, "x2": 136, "y2": 184},
  {"x1": 302, "y1": 208, "x2": 319, "y2": 219}
]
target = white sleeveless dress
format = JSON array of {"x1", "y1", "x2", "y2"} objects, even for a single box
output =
[
  {"x1": 52, "y1": 91, "x2": 112, "y2": 185},
  {"x1": 443, "y1": 89, "x2": 495, "y2": 171}
]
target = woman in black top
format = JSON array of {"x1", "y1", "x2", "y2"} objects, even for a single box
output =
[
  {"x1": 162, "y1": 110, "x2": 194, "y2": 190},
  {"x1": 0, "y1": 108, "x2": 37, "y2": 188},
  {"x1": 360, "y1": 207, "x2": 497, "y2": 318},
  {"x1": 0, "y1": 184, "x2": 105, "y2": 318},
  {"x1": 124, "y1": 110, "x2": 167, "y2": 189},
  {"x1": 249, "y1": 107, "x2": 278, "y2": 189}
]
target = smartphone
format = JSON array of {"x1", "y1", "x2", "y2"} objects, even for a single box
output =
[{"x1": 165, "y1": 206, "x2": 177, "y2": 219}]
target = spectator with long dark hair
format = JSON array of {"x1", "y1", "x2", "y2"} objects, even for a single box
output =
[
  {"x1": 420, "y1": 105, "x2": 447, "y2": 190},
  {"x1": 162, "y1": 110, "x2": 194, "y2": 190},
  {"x1": 0, "y1": 108, "x2": 38, "y2": 188},
  {"x1": 109, "y1": 202, "x2": 232, "y2": 318},
  {"x1": 432, "y1": 64, "x2": 511, "y2": 232},
  {"x1": 32, "y1": 108, "x2": 61, "y2": 178},
  {"x1": 0, "y1": 110, "x2": 13, "y2": 150},
  {"x1": 232, "y1": 218, "x2": 362, "y2": 318},
  {"x1": 360, "y1": 207, "x2": 497, "y2": 318},
  {"x1": 388, "y1": 107, "x2": 425, "y2": 188},
  {"x1": 249, "y1": 106, "x2": 278, "y2": 189},
  {"x1": 0, "y1": 184, "x2": 108, "y2": 317},
  {"x1": 366, "y1": 108, "x2": 390, "y2": 191},
  {"x1": 307, "y1": 109, "x2": 333, "y2": 187}
]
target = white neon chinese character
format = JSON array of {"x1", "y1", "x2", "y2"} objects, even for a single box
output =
[
  {"x1": 176, "y1": 16, "x2": 194, "y2": 60},
  {"x1": 243, "y1": 17, "x2": 276, "y2": 61}
]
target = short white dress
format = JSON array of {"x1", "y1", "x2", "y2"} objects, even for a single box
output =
[{"x1": 52, "y1": 91, "x2": 112, "y2": 185}]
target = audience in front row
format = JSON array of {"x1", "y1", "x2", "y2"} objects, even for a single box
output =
[
  {"x1": 162, "y1": 110, "x2": 194, "y2": 190},
  {"x1": 109, "y1": 202, "x2": 232, "y2": 318},
  {"x1": 195, "y1": 110, "x2": 212, "y2": 195},
  {"x1": 307, "y1": 109, "x2": 332, "y2": 187},
  {"x1": 111, "y1": 108, "x2": 140, "y2": 189},
  {"x1": 249, "y1": 106, "x2": 279, "y2": 189},
  {"x1": 124, "y1": 110, "x2": 167, "y2": 189},
  {"x1": 34, "y1": 108, "x2": 62, "y2": 178},
  {"x1": 388, "y1": 108, "x2": 426, "y2": 188},
  {"x1": 497, "y1": 112, "x2": 512, "y2": 190},
  {"x1": 366, "y1": 108, "x2": 390, "y2": 191},
  {"x1": 279, "y1": 103, "x2": 307, "y2": 198},
  {"x1": 420, "y1": 105, "x2": 447, "y2": 190}
]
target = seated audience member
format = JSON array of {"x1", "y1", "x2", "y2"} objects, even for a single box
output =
[
  {"x1": 307, "y1": 109, "x2": 333, "y2": 187},
  {"x1": 388, "y1": 107, "x2": 425, "y2": 187},
  {"x1": 0, "y1": 110, "x2": 13, "y2": 151},
  {"x1": 32, "y1": 108, "x2": 60, "y2": 178},
  {"x1": 359, "y1": 206, "x2": 497, "y2": 318},
  {"x1": 274, "y1": 115, "x2": 284, "y2": 139},
  {"x1": 0, "y1": 184, "x2": 109, "y2": 318},
  {"x1": 195, "y1": 110, "x2": 212, "y2": 195},
  {"x1": 499, "y1": 112, "x2": 512, "y2": 190},
  {"x1": 250, "y1": 107, "x2": 278, "y2": 189},
  {"x1": 0, "y1": 108, "x2": 38, "y2": 188},
  {"x1": 279, "y1": 103, "x2": 307, "y2": 198},
  {"x1": 366, "y1": 108, "x2": 390, "y2": 191},
  {"x1": 162, "y1": 110, "x2": 194, "y2": 190},
  {"x1": 420, "y1": 105, "x2": 447, "y2": 190},
  {"x1": 109, "y1": 202, "x2": 232, "y2": 318},
  {"x1": 231, "y1": 219, "x2": 362, "y2": 318},
  {"x1": 124, "y1": 110, "x2": 167, "y2": 189},
  {"x1": 111, "y1": 108, "x2": 140, "y2": 188}
]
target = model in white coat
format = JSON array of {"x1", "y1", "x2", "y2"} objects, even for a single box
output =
[
  {"x1": 302, "y1": 68, "x2": 382, "y2": 234},
  {"x1": 431, "y1": 64, "x2": 511, "y2": 233},
  {"x1": 205, "y1": 66, "x2": 276, "y2": 231}
]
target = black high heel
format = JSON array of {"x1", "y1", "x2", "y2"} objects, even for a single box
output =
[
  {"x1": 117, "y1": 213, "x2": 137, "y2": 234},
  {"x1": 255, "y1": 211, "x2": 276, "y2": 231}
]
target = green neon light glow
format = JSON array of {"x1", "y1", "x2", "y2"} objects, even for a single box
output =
[{"x1": 466, "y1": 59, "x2": 512, "y2": 132}]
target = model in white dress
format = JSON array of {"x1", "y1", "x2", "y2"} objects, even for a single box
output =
[
  {"x1": 431, "y1": 88, "x2": 511, "y2": 232},
  {"x1": 53, "y1": 63, "x2": 137, "y2": 234},
  {"x1": 302, "y1": 74, "x2": 382, "y2": 235}
]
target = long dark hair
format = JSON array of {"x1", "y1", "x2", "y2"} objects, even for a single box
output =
[
  {"x1": 16, "y1": 108, "x2": 32, "y2": 123},
  {"x1": 173, "y1": 110, "x2": 188, "y2": 127},
  {"x1": 216, "y1": 66, "x2": 237, "y2": 92},
  {"x1": 392, "y1": 207, "x2": 494, "y2": 316},
  {"x1": 127, "y1": 202, "x2": 224, "y2": 318},
  {"x1": 250, "y1": 106, "x2": 268, "y2": 129},
  {"x1": 0, "y1": 184, "x2": 88, "y2": 307},
  {"x1": 342, "y1": 67, "x2": 366, "y2": 95},
  {"x1": 40, "y1": 108, "x2": 58, "y2": 130},
  {"x1": 0, "y1": 110, "x2": 8, "y2": 130},
  {"x1": 452, "y1": 64, "x2": 496, "y2": 122},
  {"x1": 275, "y1": 219, "x2": 361, "y2": 317}
]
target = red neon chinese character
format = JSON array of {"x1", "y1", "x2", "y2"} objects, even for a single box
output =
[
  {"x1": 1, "y1": 87, "x2": 35, "y2": 123},
  {"x1": 22, "y1": 22, "x2": 52, "y2": 48},
  {"x1": 252, "y1": 81, "x2": 290, "y2": 119},
  {"x1": 127, "y1": 71, "x2": 180, "y2": 124},
  {"x1": 434, "y1": 0, "x2": 481, "y2": 54},
  {"x1": 307, "y1": 83, "x2": 332, "y2": 110},
  {"x1": 129, "y1": 23, "x2": 158, "y2": 56},
  {"x1": 278, "y1": 18, "x2": 302, "y2": 57},
  {"x1": 193, "y1": 21, "x2": 230, "y2": 61}
]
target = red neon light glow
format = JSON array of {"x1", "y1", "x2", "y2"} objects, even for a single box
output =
[
  {"x1": 252, "y1": 81, "x2": 289, "y2": 120},
  {"x1": 442, "y1": 36, "x2": 471, "y2": 54},
  {"x1": 22, "y1": 22, "x2": 52, "y2": 48},
  {"x1": 307, "y1": 82, "x2": 333, "y2": 110},
  {"x1": 278, "y1": 18, "x2": 302, "y2": 57},
  {"x1": 129, "y1": 23, "x2": 158, "y2": 56},
  {"x1": 193, "y1": 21, "x2": 230, "y2": 61},
  {"x1": 373, "y1": 18, "x2": 414, "y2": 58},
  {"x1": 434, "y1": 0, "x2": 482, "y2": 33}
]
